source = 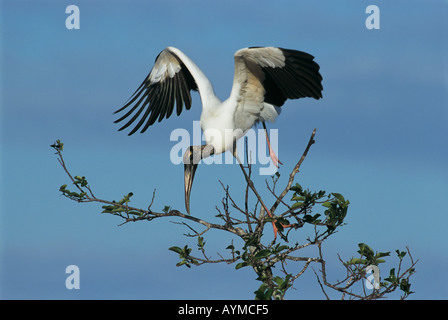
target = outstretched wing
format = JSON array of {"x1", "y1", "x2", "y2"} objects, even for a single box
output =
[
  {"x1": 114, "y1": 48, "x2": 198, "y2": 135},
  {"x1": 232, "y1": 47, "x2": 323, "y2": 110}
]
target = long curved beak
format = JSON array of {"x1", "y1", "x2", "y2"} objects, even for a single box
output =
[{"x1": 184, "y1": 162, "x2": 198, "y2": 215}]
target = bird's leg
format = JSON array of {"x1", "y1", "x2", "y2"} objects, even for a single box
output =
[
  {"x1": 234, "y1": 137, "x2": 293, "y2": 239},
  {"x1": 232, "y1": 140, "x2": 279, "y2": 239},
  {"x1": 264, "y1": 205, "x2": 279, "y2": 239},
  {"x1": 262, "y1": 122, "x2": 283, "y2": 168}
]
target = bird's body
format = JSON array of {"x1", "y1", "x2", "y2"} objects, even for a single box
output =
[
  {"x1": 115, "y1": 46, "x2": 322, "y2": 154},
  {"x1": 114, "y1": 46, "x2": 323, "y2": 220}
]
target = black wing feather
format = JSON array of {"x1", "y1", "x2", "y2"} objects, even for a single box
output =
[
  {"x1": 114, "y1": 50, "x2": 197, "y2": 136},
  {"x1": 261, "y1": 48, "x2": 323, "y2": 107},
  {"x1": 174, "y1": 71, "x2": 184, "y2": 116},
  {"x1": 114, "y1": 88, "x2": 150, "y2": 126},
  {"x1": 127, "y1": 88, "x2": 154, "y2": 135}
]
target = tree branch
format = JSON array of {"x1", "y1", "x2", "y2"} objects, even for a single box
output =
[
  {"x1": 51, "y1": 128, "x2": 417, "y2": 300},
  {"x1": 270, "y1": 128, "x2": 316, "y2": 214}
]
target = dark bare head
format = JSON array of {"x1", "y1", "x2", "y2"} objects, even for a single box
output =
[{"x1": 183, "y1": 145, "x2": 214, "y2": 215}]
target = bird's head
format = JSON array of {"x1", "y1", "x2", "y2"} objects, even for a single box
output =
[{"x1": 183, "y1": 145, "x2": 214, "y2": 215}]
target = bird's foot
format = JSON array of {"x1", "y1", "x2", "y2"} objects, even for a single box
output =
[{"x1": 269, "y1": 149, "x2": 283, "y2": 168}]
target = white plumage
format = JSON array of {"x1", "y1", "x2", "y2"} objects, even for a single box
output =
[
  {"x1": 114, "y1": 46, "x2": 323, "y2": 216},
  {"x1": 115, "y1": 46, "x2": 322, "y2": 153}
]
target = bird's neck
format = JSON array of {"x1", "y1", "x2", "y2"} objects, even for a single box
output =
[
  {"x1": 167, "y1": 47, "x2": 220, "y2": 108},
  {"x1": 193, "y1": 72, "x2": 220, "y2": 108},
  {"x1": 198, "y1": 82, "x2": 221, "y2": 108}
]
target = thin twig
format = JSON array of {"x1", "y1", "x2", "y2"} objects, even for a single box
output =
[{"x1": 270, "y1": 128, "x2": 316, "y2": 214}]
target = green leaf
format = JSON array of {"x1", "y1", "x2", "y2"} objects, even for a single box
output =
[
  {"x1": 162, "y1": 205, "x2": 171, "y2": 213},
  {"x1": 384, "y1": 268, "x2": 397, "y2": 283},
  {"x1": 303, "y1": 214, "x2": 321, "y2": 224},
  {"x1": 254, "y1": 249, "x2": 271, "y2": 259},
  {"x1": 168, "y1": 246, "x2": 183, "y2": 254},
  {"x1": 290, "y1": 183, "x2": 302, "y2": 193},
  {"x1": 400, "y1": 279, "x2": 413, "y2": 295},
  {"x1": 50, "y1": 139, "x2": 64, "y2": 151},
  {"x1": 395, "y1": 249, "x2": 407, "y2": 259},
  {"x1": 176, "y1": 261, "x2": 191, "y2": 268},
  {"x1": 101, "y1": 205, "x2": 115, "y2": 212},
  {"x1": 322, "y1": 201, "x2": 332, "y2": 208},
  {"x1": 254, "y1": 283, "x2": 274, "y2": 300},
  {"x1": 242, "y1": 235, "x2": 259, "y2": 250},
  {"x1": 235, "y1": 262, "x2": 249, "y2": 270},
  {"x1": 291, "y1": 195, "x2": 305, "y2": 202},
  {"x1": 332, "y1": 192, "x2": 345, "y2": 202},
  {"x1": 118, "y1": 192, "x2": 133, "y2": 205},
  {"x1": 197, "y1": 236, "x2": 205, "y2": 248},
  {"x1": 290, "y1": 202, "x2": 304, "y2": 209},
  {"x1": 358, "y1": 243, "x2": 374, "y2": 259},
  {"x1": 347, "y1": 258, "x2": 368, "y2": 265},
  {"x1": 127, "y1": 210, "x2": 142, "y2": 216},
  {"x1": 273, "y1": 276, "x2": 284, "y2": 286},
  {"x1": 183, "y1": 245, "x2": 192, "y2": 255},
  {"x1": 272, "y1": 244, "x2": 289, "y2": 254},
  {"x1": 375, "y1": 251, "x2": 390, "y2": 259},
  {"x1": 190, "y1": 259, "x2": 199, "y2": 266},
  {"x1": 277, "y1": 274, "x2": 291, "y2": 290}
]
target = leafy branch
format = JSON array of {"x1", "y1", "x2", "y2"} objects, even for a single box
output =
[{"x1": 51, "y1": 130, "x2": 417, "y2": 300}]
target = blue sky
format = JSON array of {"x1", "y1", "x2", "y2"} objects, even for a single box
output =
[{"x1": 1, "y1": 0, "x2": 447, "y2": 299}]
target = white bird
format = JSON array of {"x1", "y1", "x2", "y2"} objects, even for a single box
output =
[{"x1": 114, "y1": 46, "x2": 323, "y2": 227}]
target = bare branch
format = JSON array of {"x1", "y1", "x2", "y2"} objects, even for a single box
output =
[
  {"x1": 270, "y1": 128, "x2": 316, "y2": 214},
  {"x1": 52, "y1": 128, "x2": 416, "y2": 300}
]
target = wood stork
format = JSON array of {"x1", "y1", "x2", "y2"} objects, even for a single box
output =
[{"x1": 114, "y1": 46, "x2": 323, "y2": 235}]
